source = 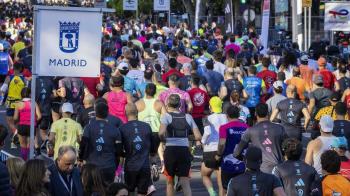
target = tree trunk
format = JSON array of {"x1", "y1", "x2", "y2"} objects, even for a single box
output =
[
  {"x1": 182, "y1": 0, "x2": 208, "y2": 29},
  {"x1": 182, "y1": 0, "x2": 195, "y2": 28},
  {"x1": 198, "y1": 0, "x2": 207, "y2": 22},
  {"x1": 207, "y1": 0, "x2": 214, "y2": 23}
]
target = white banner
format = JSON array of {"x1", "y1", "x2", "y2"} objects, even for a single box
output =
[
  {"x1": 260, "y1": 0, "x2": 270, "y2": 55},
  {"x1": 224, "y1": 0, "x2": 234, "y2": 34},
  {"x1": 325, "y1": 2, "x2": 350, "y2": 31},
  {"x1": 123, "y1": 0, "x2": 138, "y2": 11},
  {"x1": 154, "y1": 0, "x2": 170, "y2": 11},
  {"x1": 34, "y1": 6, "x2": 102, "y2": 77}
]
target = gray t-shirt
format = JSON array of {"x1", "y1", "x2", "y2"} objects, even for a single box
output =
[
  {"x1": 161, "y1": 112, "x2": 198, "y2": 147},
  {"x1": 272, "y1": 160, "x2": 318, "y2": 196},
  {"x1": 266, "y1": 94, "x2": 287, "y2": 114},
  {"x1": 234, "y1": 120, "x2": 288, "y2": 173}
]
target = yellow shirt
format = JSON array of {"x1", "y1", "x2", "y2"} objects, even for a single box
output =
[
  {"x1": 51, "y1": 118, "x2": 82, "y2": 159},
  {"x1": 315, "y1": 106, "x2": 349, "y2": 121},
  {"x1": 155, "y1": 84, "x2": 167, "y2": 99},
  {"x1": 6, "y1": 75, "x2": 25, "y2": 109},
  {"x1": 12, "y1": 41, "x2": 25, "y2": 58}
]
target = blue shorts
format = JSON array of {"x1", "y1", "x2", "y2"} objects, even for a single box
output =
[{"x1": 6, "y1": 108, "x2": 14, "y2": 117}]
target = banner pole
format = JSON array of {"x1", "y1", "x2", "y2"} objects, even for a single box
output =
[
  {"x1": 308, "y1": 6, "x2": 311, "y2": 50},
  {"x1": 29, "y1": 7, "x2": 38, "y2": 159},
  {"x1": 304, "y1": 7, "x2": 307, "y2": 51}
]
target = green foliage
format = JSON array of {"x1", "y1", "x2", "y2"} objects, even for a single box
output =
[{"x1": 109, "y1": 0, "x2": 154, "y2": 16}]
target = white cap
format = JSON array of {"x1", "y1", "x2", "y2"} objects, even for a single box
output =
[
  {"x1": 242, "y1": 35, "x2": 249, "y2": 41},
  {"x1": 319, "y1": 115, "x2": 334, "y2": 133},
  {"x1": 273, "y1": 81, "x2": 283, "y2": 89},
  {"x1": 61, "y1": 102, "x2": 73, "y2": 113},
  {"x1": 117, "y1": 62, "x2": 129, "y2": 70},
  {"x1": 182, "y1": 63, "x2": 192, "y2": 70},
  {"x1": 300, "y1": 55, "x2": 309, "y2": 62},
  {"x1": 0, "y1": 43, "x2": 3, "y2": 51},
  {"x1": 157, "y1": 36, "x2": 163, "y2": 42}
]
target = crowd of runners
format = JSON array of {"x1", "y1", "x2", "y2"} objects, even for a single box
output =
[{"x1": 0, "y1": 1, "x2": 349, "y2": 196}]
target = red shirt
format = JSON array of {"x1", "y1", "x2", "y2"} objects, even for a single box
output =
[
  {"x1": 188, "y1": 88, "x2": 209, "y2": 118},
  {"x1": 161, "y1": 69, "x2": 184, "y2": 83},
  {"x1": 340, "y1": 159, "x2": 350, "y2": 180},
  {"x1": 256, "y1": 70, "x2": 277, "y2": 90},
  {"x1": 318, "y1": 69, "x2": 336, "y2": 90},
  {"x1": 7, "y1": 68, "x2": 32, "y2": 78},
  {"x1": 80, "y1": 77, "x2": 100, "y2": 98}
]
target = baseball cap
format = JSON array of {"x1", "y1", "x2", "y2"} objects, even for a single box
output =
[
  {"x1": 61, "y1": 102, "x2": 74, "y2": 113},
  {"x1": 209, "y1": 97, "x2": 223, "y2": 114},
  {"x1": 245, "y1": 146, "x2": 262, "y2": 170},
  {"x1": 117, "y1": 62, "x2": 129, "y2": 70},
  {"x1": 242, "y1": 35, "x2": 249, "y2": 41},
  {"x1": 273, "y1": 81, "x2": 283, "y2": 89},
  {"x1": 182, "y1": 63, "x2": 192, "y2": 71},
  {"x1": 0, "y1": 43, "x2": 3, "y2": 51},
  {"x1": 300, "y1": 55, "x2": 309, "y2": 62},
  {"x1": 329, "y1": 92, "x2": 341, "y2": 102},
  {"x1": 319, "y1": 115, "x2": 334, "y2": 133},
  {"x1": 313, "y1": 74, "x2": 323, "y2": 85},
  {"x1": 332, "y1": 137, "x2": 348, "y2": 150},
  {"x1": 157, "y1": 36, "x2": 163, "y2": 43}
]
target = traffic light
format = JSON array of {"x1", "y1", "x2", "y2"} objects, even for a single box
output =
[{"x1": 241, "y1": 0, "x2": 246, "y2": 3}]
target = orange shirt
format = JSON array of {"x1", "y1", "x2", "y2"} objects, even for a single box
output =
[
  {"x1": 322, "y1": 174, "x2": 350, "y2": 196},
  {"x1": 286, "y1": 77, "x2": 306, "y2": 100},
  {"x1": 299, "y1": 64, "x2": 314, "y2": 91}
]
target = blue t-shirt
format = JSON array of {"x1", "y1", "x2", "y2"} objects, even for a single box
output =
[
  {"x1": 219, "y1": 120, "x2": 248, "y2": 174},
  {"x1": 136, "y1": 81, "x2": 152, "y2": 98},
  {"x1": 203, "y1": 70, "x2": 224, "y2": 95},
  {"x1": 195, "y1": 55, "x2": 210, "y2": 76},
  {"x1": 100, "y1": 64, "x2": 112, "y2": 87},
  {"x1": 0, "y1": 52, "x2": 9, "y2": 75},
  {"x1": 123, "y1": 75, "x2": 137, "y2": 96},
  {"x1": 256, "y1": 64, "x2": 278, "y2": 73},
  {"x1": 220, "y1": 120, "x2": 248, "y2": 158},
  {"x1": 0, "y1": 40, "x2": 11, "y2": 52},
  {"x1": 243, "y1": 76, "x2": 264, "y2": 107}
]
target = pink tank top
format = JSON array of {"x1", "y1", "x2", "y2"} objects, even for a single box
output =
[
  {"x1": 107, "y1": 91, "x2": 128, "y2": 123},
  {"x1": 19, "y1": 100, "x2": 35, "y2": 126}
]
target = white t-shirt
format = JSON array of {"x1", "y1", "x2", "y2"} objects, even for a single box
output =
[
  {"x1": 214, "y1": 61, "x2": 226, "y2": 76},
  {"x1": 201, "y1": 113, "x2": 228, "y2": 152}
]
